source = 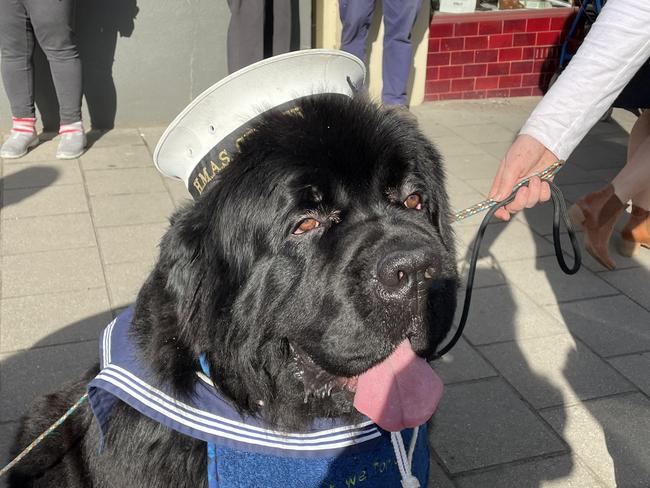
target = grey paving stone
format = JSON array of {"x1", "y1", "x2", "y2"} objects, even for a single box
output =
[
  {"x1": 138, "y1": 126, "x2": 166, "y2": 151},
  {"x1": 545, "y1": 295, "x2": 650, "y2": 357},
  {"x1": 429, "y1": 378, "x2": 565, "y2": 474},
  {"x1": 165, "y1": 179, "x2": 192, "y2": 207},
  {"x1": 96, "y1": 222, "x2": 167, "y2": 265},
  {"x1": 414, "y1": 105, "x2": 491, "y2": 127},
  {"x1": 84, "y1": 167, "x2": 167, "y2": 196},
  {"x1": 1, "y1": 247, "x2": 104, "y2": 298},
  {"x1": 431, "y1": 337, "x2": 497, "y2": 384},
  {"x1": 476, "y1": 140, "x2": 512, "y2": 160},
  {"x1": 498, "y1": 256, "x2": 618, "y2": 306},
  {"x1": 461, "y1": 285, "x2": 567, "y2": 346},
  {"x1": 86, "y1": 128, "x2": 145, "y2": 148},
  {"x1": 427, "y1": 457, "x2": 455, "y2": 488},
  {"x1": 105, "y1": 260, "x2": 154, "y2": 308},
  {"x1": 450, "y1": 124, "x2": 516, "y2": 145},
  {"x1": 454, "y1": 220, "x2": 556, "y2": 263},
  {"x1": 90, "y1": 192, "x2": 174, "y2": 227},
  {"x1": 1, "y1": 213, "x2": 95, "y2": 255},
  {"x1": 480, "y1": 335, "x2": 634, "y2": 409},
  {"x1": 1, "y1": 160, "x2": 82, "y2": 189},
  {"x1": 0, "y1": 288, "x2": 110, "y2": 352},
  {"x1": 434, "y1": 136, "x2": 486, "y2": 157},
  {"x1": 0, "y1": 341, "x2": 98, "y2": 422},
  {"x1": 80, "y1": 144, "x2": 153, "y2": 170},
  {"x1": 464, "y1": 177, "x2": 493, "y2": 196},
  {"x1": 416, "y1": 120, "x2": 458, "y2": 139},
  {"x1": 609, "y1": 108, "x2": 638, "y2": 133},
  {"x1": 456, "y1": 254, "x2": 507, "y2": 289},
  {"x1": 445, "y1": 152, "x2": 502, "y2": 180},
  {"x1": 541, "y1": 224, "x2": 636, "y2": 274},
  {"x1": 455, "y1": 455, "x2": 606, "y2": 488},
  {"x1": 569, "y1": 141, "x2": 626, "y2": 171},
  {"x1": 608, "y1": 353, "x2": 650, "y2": 396},
  {"x1": 553, "y1": 164, "x2": 604, "y2": 186},
  {"x1": 446, "y1": 172, "x2": 481, "y2": 197},
  {"x1": 590, "y1": 168, "x2": 621, "y2": 184},
  {"x1": 600, "y1": 268, "x2": 650, "y2": 310},
  {"x1": 541, "y1": 393, "x2": 650, "y2": 488},
  {"x1": 1, "y1": 184, "x2": 88, "y2": 219}
]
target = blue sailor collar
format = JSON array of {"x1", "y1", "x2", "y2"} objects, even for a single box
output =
[{"x1": 87, "y1": 308, "x2": 429, "y2": 487}]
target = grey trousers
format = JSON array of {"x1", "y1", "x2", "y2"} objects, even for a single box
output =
[
  {"x1": 0, "y1": 0, "x2": 82, "y2": 124},
  {"x1": 227, "y1": 0, "x2": 291, "y2": 74}
]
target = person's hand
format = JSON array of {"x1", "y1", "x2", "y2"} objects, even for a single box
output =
[{"x1": 489, "y1": 134, "x2": 559, "y2": 221}]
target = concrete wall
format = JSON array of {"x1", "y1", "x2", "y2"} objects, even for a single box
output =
[{"x1": 0, "y1": 0, "x2": 312, "y2": 130}]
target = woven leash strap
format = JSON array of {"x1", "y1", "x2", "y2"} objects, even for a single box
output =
[
  {"x1": 435, "y1": 160, "x2": 581, "y2": 359},
  {"x1": 0, "y1": 393, "x2": 89, "y2": 479},
  {"x1": 453, "y1": 159, "x2": 565, "y2": 222}
]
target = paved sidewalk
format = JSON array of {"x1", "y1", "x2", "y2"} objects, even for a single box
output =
[{"x1": 1, "y1": 98, "x2": 649, "y2": 487}]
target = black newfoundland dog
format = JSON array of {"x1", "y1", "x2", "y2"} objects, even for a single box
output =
[{"x1": 9, "y1": 95, "x2": 458, "y2": 487}]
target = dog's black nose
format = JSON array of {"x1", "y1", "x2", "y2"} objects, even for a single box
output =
[{"x1": 377, "y1": 250, "x2": 437, "y2": 293}]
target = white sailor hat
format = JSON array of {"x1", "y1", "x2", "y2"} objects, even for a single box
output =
[{"x1": 153, "y1": 49, "x2": 366, "y2": 199}]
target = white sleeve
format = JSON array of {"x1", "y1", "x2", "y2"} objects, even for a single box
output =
[{"x1": 519, "y1": 0, "x2": 650, "y2": 160}]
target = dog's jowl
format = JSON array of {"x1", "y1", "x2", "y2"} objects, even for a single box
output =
[{"x1": 9, "y1": 54, "x2": 458, "y2": 488}]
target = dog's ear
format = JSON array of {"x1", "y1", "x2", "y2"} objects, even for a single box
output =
[
  {"x1": 156, "y1": 199, "x2": 231, "y2": 345},
  {"x1": 418, "y1": 141, "x2": 456, "y2": 255}
]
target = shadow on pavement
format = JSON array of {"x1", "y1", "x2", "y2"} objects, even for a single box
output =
[{"x1": 0, "y1": 167, "x2": 59, "y2": 210}]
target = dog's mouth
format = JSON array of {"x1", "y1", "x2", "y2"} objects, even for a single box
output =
[
  {"x1": 289, "y1": 344, "x2": 359, "y2": 402},
  {"x1": 290, "y1": 341, "x2": 444, "y2": 432}
]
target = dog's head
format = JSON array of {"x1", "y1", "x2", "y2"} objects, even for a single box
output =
[{"x1": 137, "y1": 95, "x2": 458, "y2": 430}]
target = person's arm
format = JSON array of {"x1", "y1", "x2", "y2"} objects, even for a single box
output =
[{"x1": 490, "y1": 0, "x2": 650, "y2": 220}]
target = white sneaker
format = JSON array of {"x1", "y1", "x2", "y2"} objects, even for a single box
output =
[
  {"x1": 56, "y1": 131, "x2": 87, "y2": 159},
  {"x1": 0, "y1": 131, "x2": 39, "y2": 159}
]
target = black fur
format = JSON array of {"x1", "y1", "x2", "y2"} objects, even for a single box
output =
[{"x1": 9, "y1": 95, "x2": 458, "y2": 487}]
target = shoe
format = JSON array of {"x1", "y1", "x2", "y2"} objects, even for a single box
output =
[
  {"x1": 0, "y1": 131, "x2": 39, "y2": 159},
  {"x1": 56, "y1": 130, "x2": 86, "y2": 159},
  {"x1": 568, "y1": 184, "x2": 627, "y2": 270},
  {"x1": 618, "y1": 205, "x2": 650, "y2": 257}
]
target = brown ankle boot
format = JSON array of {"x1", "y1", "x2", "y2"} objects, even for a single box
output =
[
  {"x1": 618, "y1": 205, "x2": 650, "y2": 257},
  {"x1": 568, "y1": 185, "x2": 627, "y2": 270}
]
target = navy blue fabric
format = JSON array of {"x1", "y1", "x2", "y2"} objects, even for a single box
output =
[{"x1": 87, "y1": 307, "x2": 430, "y2": 487}]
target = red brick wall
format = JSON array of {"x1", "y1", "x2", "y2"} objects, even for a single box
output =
[{"x1": 425, "y1": 9, "x2": 577, "y2": 101}]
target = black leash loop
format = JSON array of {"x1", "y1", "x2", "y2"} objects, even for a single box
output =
[{"x1": 433, "y1": 181, "x2": 581, "y2": 360}]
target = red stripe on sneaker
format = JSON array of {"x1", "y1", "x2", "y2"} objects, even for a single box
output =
[
  {"x1": 12, "y1": 117, "x2": 36, "y2": 123},
  {"x1": 11, "y1": 128, "x2": 36, "y2": 134},
  {"x1": 58, "y1": 129, "x2": 83, "y2": 134}
]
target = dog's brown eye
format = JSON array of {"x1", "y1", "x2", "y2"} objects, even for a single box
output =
[
  {"x1": 404, "y1": 193, "x2": 423, "y2": 210},
  {"x1": 293, "y1": 218, "x2": 320, "y2": 235}
]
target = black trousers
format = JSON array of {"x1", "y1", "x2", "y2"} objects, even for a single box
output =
[{"x1": 226, "y1": 0, "x2": 292, "y2": 74}]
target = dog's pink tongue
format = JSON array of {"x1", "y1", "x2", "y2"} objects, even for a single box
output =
[{"x1": 353, "y1": 340, "x2": 443, "y2": 432}]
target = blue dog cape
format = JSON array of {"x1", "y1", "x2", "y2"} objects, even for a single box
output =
[{"x1": 88, "y1": 308, "x2": 429, "y2": 487}]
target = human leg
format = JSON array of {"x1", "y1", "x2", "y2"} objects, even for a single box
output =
[
  {"x1": 380, "y1": 0, "x2": 422, "y2": 106},
  {"x1": 339, "y1": 0, "x2": 375, "y2": 63},
  {"x1": 615, "y1": 111, "x2": 650, "y2": 255},
  {"x1": 27, "y1": 0, "x2": 82, "y2": 125},
  {"x1": 27, "y1": 0, "x2": 85, "y2": 158},
  {"x1": 0, "y1": 0, "x2": 40, "y2": 158},
  {"x1": 272, "y1": 0, "x2": 291, "y2": 56},
  {"x1": 227, "y1": 0, "x2": 265, "y2": 73},
  {"x1": 569, "y1": 111, "x2": 650, "y2": 267}
]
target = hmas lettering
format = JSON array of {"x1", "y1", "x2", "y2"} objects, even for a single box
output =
[{"x1": 192, "y1": 155, "x2": 230, "y2": 194}]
